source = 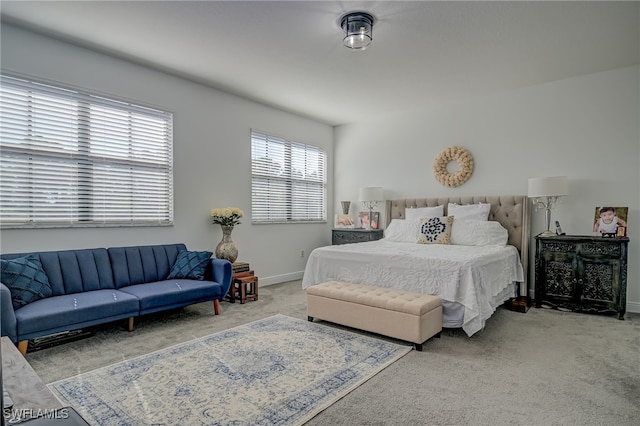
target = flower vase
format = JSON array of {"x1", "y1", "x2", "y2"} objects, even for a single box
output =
[{"x1": 215, "y1": 225, "x2": 238, "y2": 263}]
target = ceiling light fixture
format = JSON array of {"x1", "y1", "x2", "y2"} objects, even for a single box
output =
[{"x1": 341, "y1": 12, "x2": 375, "y2": 50}]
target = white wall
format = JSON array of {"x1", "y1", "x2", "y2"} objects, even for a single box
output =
[
  {"x1": 334, "y1": 66, "x2": 640, "y2": 312},
  {"x1": 0, "y1": 24, "x2": 334, "y2": 285},
  {"x1": 2, "y1": 25, "x2": 638, "y2": 311}
]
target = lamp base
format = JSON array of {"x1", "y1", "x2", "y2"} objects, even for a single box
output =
[{"x1": 537, "y1": 230, "x2": 557, "y2": 237}]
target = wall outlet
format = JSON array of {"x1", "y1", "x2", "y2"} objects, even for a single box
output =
[{"x1": 300, "y1": 250, "x2": 305, "y2": 258}]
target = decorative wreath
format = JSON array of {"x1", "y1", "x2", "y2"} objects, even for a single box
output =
[{"x1": 432, "y1": 146, "x2": 474, "y2": 187}]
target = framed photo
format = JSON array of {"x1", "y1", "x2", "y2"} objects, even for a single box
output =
[
  {"x1": 358, "y1": 211, "x2": 380, "y2": 229},
  {"x1": 334, "y1": 214, "x2": 355, "y2": 228},
  {"x1": 593, "y1": 206, "x2": 628, "y2": 237}
]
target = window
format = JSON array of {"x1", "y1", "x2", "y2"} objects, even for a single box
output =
[
  {"x1": 251, "y1": 130, "x2": 326, "y2": 223},
  {"x1": 0, "y1": 74, "x2": 173, "y2": 228}
]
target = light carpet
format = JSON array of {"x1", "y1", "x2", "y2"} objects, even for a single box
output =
[{"x1": 48, "y1": 314, "x2": 411, "y2": 425}]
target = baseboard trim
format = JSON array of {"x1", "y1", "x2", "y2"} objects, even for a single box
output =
[
  {"x1": 258, "y1": 271, "x2": 304, "y2": 287},
  {"x1": 626, "y1": 301, "x2": 640, "y2": 314}
]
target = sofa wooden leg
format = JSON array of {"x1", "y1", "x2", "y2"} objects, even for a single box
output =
[
  {"x1": 213, "y1": 299, "x2": 220, "y2": 315},
  {"x1": 18, "y1": 340, "x2": 28, "y2": 356},
  {"x1": 128, "y1": 317, "x2": 134, "y2": 332}
]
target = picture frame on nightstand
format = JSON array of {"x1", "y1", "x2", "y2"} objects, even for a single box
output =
[
  {"x1": 593, "y1": 206, "x2": 628, "y2": 237},
  {"x1": 358, "y1": 211, "x2": 380, "y2": 229},
  {"x1": 334, "y1": 214, "x2": 355, "y2": 228}
]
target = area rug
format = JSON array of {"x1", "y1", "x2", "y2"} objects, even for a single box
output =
[{"x1": 48, "y1": 314, "x2": 411, "y2": 425}]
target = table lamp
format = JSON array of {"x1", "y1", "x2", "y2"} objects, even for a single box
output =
[{"x1": 528, "y1": 176, "x2": 568, "y2": 237}]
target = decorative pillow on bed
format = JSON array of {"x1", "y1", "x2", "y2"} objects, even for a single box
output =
[
  {"x1": 384, "y1": 218, "x2": 423, "y2": 242},
  {"x1": 417, "y1": 216, "x2": 454, "y2": 244},
  {"x1": 167, "y1": 250, "x2": 213, "y2": 280},
  {"x1": 404, "y1": 205, "x2": 444, "y2": 221},
  {"x1": 451, "y1": 219, "x2": 509, "y2": 246},
  {"x1": 447, "y1": 202, "x2": 491, "y2": 221},
  {"x1": 0, "y1": 254, "x2": 52, "y2": 310}
]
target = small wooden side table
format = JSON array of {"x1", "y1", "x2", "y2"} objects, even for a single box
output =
[{"x1": 229, "y1": 270, "x2": 259, "y2": 304}]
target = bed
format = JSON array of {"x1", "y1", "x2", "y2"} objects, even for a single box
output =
[{"x1": 302, "y1": 195, "x2": 530, "y2": 336}]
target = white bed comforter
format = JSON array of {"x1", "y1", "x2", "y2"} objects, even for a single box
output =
[{"x1": 302, "y1": 240, "x2": 524, "y2": 336}]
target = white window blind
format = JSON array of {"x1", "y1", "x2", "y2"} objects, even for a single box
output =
[
  {"x1": 251, "y1": 130, "x2": 326, "y2": 223},
  {"x1": 0, "y1": 74, "x2": 173, "y2": 228}
]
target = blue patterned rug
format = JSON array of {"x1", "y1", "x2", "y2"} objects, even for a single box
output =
[{"x1": 48, "y1": 314, "x2": 411, "y2": 425}]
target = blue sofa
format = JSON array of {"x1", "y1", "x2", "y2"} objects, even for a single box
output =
[{"x1": 0, "y1": 243, "x2": 232, "y2": 355}]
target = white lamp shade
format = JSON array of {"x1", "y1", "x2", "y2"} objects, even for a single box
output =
[
  {"x1": 359, "y1": 186, "x2": 384, "y2": 201},
  {"x1": 528, "y1": 176, "x2": 568, "y2": 198}
]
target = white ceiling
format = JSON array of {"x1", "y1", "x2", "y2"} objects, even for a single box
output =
[{"x1": 1, "y1": 1, "x2": 639, "y2": 126}]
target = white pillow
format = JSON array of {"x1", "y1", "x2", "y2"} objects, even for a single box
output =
[
  {"x1": 404, "y1": 205, "x2": 444, "y2": 220},
  {"x1": 447, "y1": 202, "x2": 491, "y2": 221},
  {"x1": 451, "y1": 219, "x2": 508, "y2": 246},
  {"x1": 384, "y1": 218, "x2": 422, "y2": 242}
]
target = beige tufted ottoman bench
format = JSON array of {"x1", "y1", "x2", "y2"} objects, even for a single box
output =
[{"x1": 306, "y1": 281, "x2": 442, "y2": 351}]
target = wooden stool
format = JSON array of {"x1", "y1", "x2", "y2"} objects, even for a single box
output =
[{"x1": 229, "y1": 270, "x2": 259, "y2": 304}]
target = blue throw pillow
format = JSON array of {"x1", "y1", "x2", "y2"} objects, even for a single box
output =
[
  {"x1": 167, "y1": 250, "x2": 212, "y2": 281},
  {"x1": 0, "y1": 254, "x2": 53, "y2": 310}
]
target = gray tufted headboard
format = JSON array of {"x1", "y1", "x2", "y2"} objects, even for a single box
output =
[{"x1": 385, "y1": 195, "x2": 530, "y2": 292}]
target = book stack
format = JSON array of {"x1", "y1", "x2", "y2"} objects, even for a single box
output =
[{"x1": 232, "y1": 261, "x2": 250, "y2": 274}]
